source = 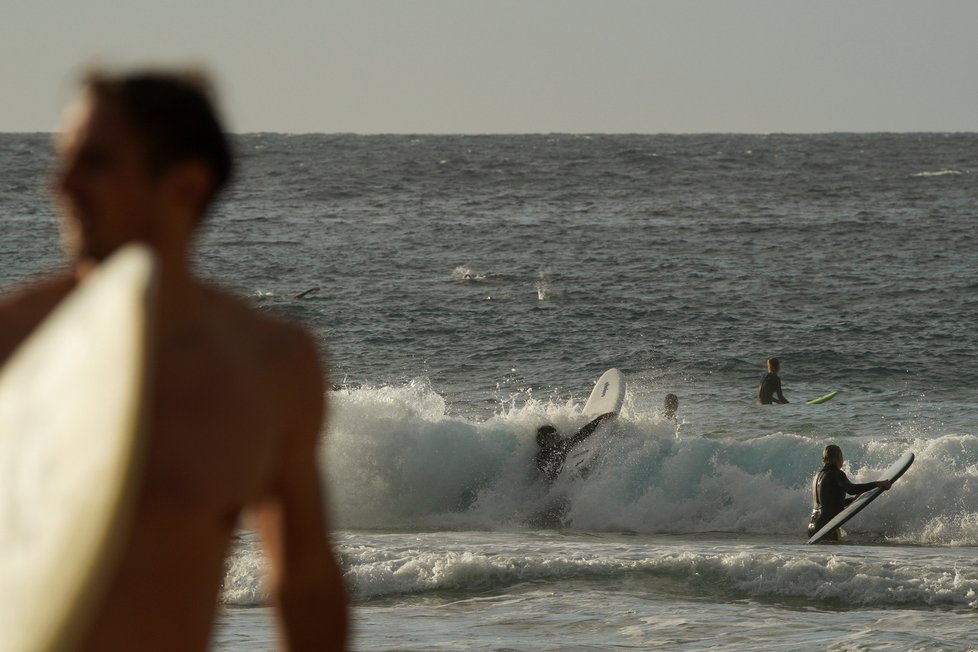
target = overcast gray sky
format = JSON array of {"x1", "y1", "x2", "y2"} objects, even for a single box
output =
[{"x1": 3, "y1": 0, "x2": 976, "y2": 133}]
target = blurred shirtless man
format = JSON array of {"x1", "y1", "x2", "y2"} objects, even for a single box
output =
[{"x1": 0, "y1": 70, "x2": 347, "y2": 650}]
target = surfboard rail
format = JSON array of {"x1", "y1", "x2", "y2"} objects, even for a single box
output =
[
  {"x1": 806, "y1": 391, "x2": 839, "y2": 405},
  {"x1": 567, "y1": 368, "x2": 626, "y2": 478},
  {"x1": 0, "y1": 245, "x2": 157, "y2": 652}
]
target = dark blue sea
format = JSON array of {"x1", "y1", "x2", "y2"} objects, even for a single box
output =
[{"x1": 2, "y1": 132, "x2": 977, "y2": 650}]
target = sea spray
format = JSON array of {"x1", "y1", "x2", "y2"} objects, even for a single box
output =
[{"x1": 320, "y1": 381, "x2": 978, "y2": 541}]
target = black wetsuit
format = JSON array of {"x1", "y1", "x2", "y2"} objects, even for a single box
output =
[
  {"x1": 758, "y1": 372, "x2": 787, "y2": 404},
  {"x1": 535, "y1": 414, "x2": 611, "y2": 482},
  {"x1": 807, "y1": 464, "x2": 878, "y2": 538}
]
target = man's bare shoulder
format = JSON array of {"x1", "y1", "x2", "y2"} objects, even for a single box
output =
[
  {"x1": 199, "y1": 284, "x2": 318, "y2": 346},
  {"x1": 0, "y1": 272, "x2": 76, "y2": 312},
  {"x1": 0, "y1": 273, "x2": 76, "y2": 365},
  {"x1": 196, "y1": 283, "x2": 325, "y2": 388}
]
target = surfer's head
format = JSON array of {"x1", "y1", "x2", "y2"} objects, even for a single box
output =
[
  {"x1": 82, "y1": 69, "x2": 231, "y2": 209},
  {"x1": 663, "y1": 393, "x2": 679, "y2": 419},
  {"x1": 536, "y1": 425, "x2": 559, "y2": 447},
  {"x1": 54, "y1": 68, "x2": 232, "y2": 262},
  {"x1": 766, "y1": 357, "x2": 781, "y2": 374},
  {"x1": 822, "y1": 444, "x2": 843, "y2": 466}
]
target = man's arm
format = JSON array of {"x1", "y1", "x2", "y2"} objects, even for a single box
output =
[
  {"x1": 774, "y1": 377, "x2": 788, "y2": 404},
  {"x1": 568, "y1": 411, "x2": 617, "y2": 447},
  {"x1": 253, "y1": 330, "x2": 348, "y2": 651},
  {"x1": 0, "y1": 275, "x2": 75, "y2": 367},
  {"x1": 838, "y1": 471, "x2": 888, "y2": 497}
]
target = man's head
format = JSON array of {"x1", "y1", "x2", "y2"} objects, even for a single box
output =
[
  {"x1": 536, "y1": 425, "x2": 559, "y2": 448},
  {"x1": 822, "y1": 444, "x2": 843, "y2": 467},
  {"x1": 54, "y1": 69, "x2": 231, "y2": 262},
  {"x1": 663, "y1": 393, "x2": 679, "y2": 413},
  {"x1": 767, "y1": 357, "x2": 781, "y2": 374}
]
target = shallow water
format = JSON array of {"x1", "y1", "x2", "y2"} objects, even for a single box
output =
[{"x1": 216, "y1": 531, "x2": 978, "y2": 650}]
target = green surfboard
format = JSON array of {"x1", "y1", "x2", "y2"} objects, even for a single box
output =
[{"x1": 806, "y1": 391, "x2": 838, "y2": 405}]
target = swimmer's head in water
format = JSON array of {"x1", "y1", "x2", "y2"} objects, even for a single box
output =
[
  {"x1": 536, "y1": 425, "x2": 559, "y2": 447},
  {"x1": 767, "y1": 357, "x2": 781, "y2": 373},
  {"x1": 664, "y1": 393, "x2": 679, "y2": 411}
]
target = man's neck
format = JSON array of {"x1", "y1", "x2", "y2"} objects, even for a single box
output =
[{"x1": 74, "y1": 244, "x2": 203, "y2": 326}]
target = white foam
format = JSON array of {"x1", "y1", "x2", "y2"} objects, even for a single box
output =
[
  {"x1": 321, "y1": 381, "x2": 978, "y2": 543},
  {"x1": 221, "y1": 534, "x2": 267, "y2": 607},
  {"x1": 221, "y1": 531, "x2": 978, "y2": 608},
  {"x1": 452, "y1": 266, "x2": 486, "y2": 281},
  {"x1": 910, "y1": 169, "x2": 963, "y2": 177}
]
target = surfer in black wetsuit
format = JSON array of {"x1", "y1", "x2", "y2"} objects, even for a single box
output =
[
  {"x1": 758, "y1": 357, "x2": 789, "y2": 404},
  {"x1": 808, "y1": 444, "x2": 892, "y2": 540},
  {"x1": 535, "y1": 412, "x2": 617, "y2": 482}
]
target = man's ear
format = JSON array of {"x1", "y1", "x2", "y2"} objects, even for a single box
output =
[{"x1": 168, "y1": 159, "x2": 216, "y2": 219}]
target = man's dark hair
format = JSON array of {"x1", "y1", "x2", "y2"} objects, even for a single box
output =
[
  {"x1": 83, "y1": 69, "x2": 232, "y2": 210},
  {"x1": 536, "y1": 425, "x2": 558, "y2": 447}
]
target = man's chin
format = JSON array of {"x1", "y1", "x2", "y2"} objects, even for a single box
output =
[
  {"x1": 63, "y1": 234, "x2": 141, "y2": 265},
  {"x1": 63, "y1": 240, "x2": 117, "y2": 267}
]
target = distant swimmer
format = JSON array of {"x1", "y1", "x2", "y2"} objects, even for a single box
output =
[
  {"x1": 454, "y1": 266, "x2": 486, "y2": 282},
  {"x1": 758, "y1": 357, "x2": 789, "y2": 404},
  {"x1": 807, "y1": 444, "x2": 892, "y2": 541},
  {"x1": 663, "y1": 393, "x2": 679, "y2": 422},
  {"x1": 534, "y1": 412, "x2": 616, "y2": 482}
]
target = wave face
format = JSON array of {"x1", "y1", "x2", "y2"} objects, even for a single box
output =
[{"x1": 321, "y1": 381, "x2": 978, "y2": 545}]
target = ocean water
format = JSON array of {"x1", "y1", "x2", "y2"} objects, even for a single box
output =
[{"x1": 2, "y1": 132, "x2": 977, "y2": 650}]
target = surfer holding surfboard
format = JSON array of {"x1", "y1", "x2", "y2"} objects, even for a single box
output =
[
  {"x1": 535, "y1": 412, "x2": 617, "y2": 482},
  {"x1": 534, "y1": 368, "x2": 626, "y2": 483},
  {"x1": 0, "y1": 70, "x2": 347, "y2": 651},
  {"x1": 808, "y1": 445, "x2": 892, "y2": 541}
]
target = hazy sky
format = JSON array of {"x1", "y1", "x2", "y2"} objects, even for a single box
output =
[{"x1": 3, "y1": 0, "x2": 976, "y2": 134}]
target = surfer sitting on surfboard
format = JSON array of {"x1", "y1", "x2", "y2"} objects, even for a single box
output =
[
  {"x1": 535, "y1": 412, "x2": 616, "y2": 482},
  {"x1": 758, "y1": 357, "x2": 789, "y2": 404},
  {"x1": 808, "y1": 445, "x2": 892, "y2": 540}
]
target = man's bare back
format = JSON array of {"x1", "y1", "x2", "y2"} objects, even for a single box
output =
[
  {"x1": 97, "y1": 279, "x2": 340, "y2": 649},
  {"x1": 0, "y1": 70, "x2": 348, "y2": 650}
]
